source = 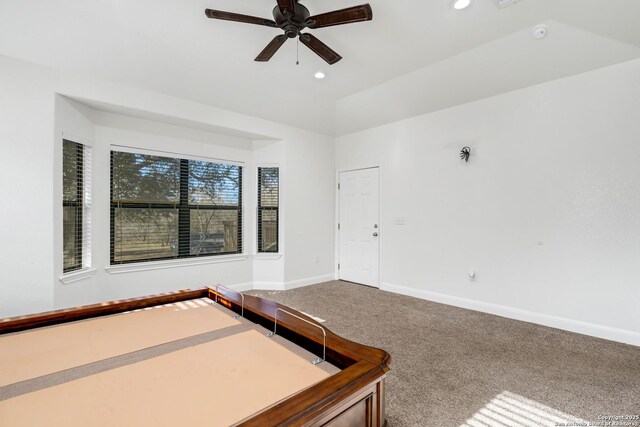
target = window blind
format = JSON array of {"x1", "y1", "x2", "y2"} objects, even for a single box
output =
[
  {"x1": 63, "y1": 140, "x2": 84, "y2": 272},
  {"x1": 110, "y1": 150, "x2": 242, "y2": 264},
  {"x1": 257, "y1": 167, "x2": 279, "y2": 253}
]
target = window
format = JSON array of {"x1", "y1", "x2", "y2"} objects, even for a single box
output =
[
  {"x1": 257, "y1": 167, "x2": 279, "y2": 253},
  {"x1": 110, "y1": 150, "x2": 242, "y2": 264},
  {"x1": 63, "y1": 139, "x2": 90, "y2": 272}
]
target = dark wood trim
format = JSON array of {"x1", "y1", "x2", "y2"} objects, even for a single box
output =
[
  {"x1": 0, "y1": 289, "x2": 208, "y2": 335},
  {"x1": 0, "y1": 287, "x2": 391, "y2": 426}
]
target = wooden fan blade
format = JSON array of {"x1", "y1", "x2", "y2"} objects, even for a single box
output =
[
  {"x1": 277, "y1": 0, "x2": 296, "y2": 14},
  {"x1": 299, "y1": 33, "x2": 342, "y2": 65},
  {"x1": 205, "y1": 9, "x2": 277, "y2": 27},
  {"x1": 255, "y1": 35, "x2": 288, "y2": 62},
  {"x1": 305, "y1": 4, "x2": 372, "y2": 29}
]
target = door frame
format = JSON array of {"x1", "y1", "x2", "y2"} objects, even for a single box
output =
[{"x1": 335, "y1": 165, "x2": 382, "y2": 288}]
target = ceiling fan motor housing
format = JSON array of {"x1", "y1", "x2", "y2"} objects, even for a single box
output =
[{"x1": 273, "y1": 3, "x2": 310, "y2": 37}]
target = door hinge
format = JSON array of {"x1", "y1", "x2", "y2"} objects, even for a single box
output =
[
  {"x1": 338, "y1": 223, "x2": 340, "y2": 230},
  {"x1": 337, "y1": 182, "x2": 340, "y2": 190},
  {"x1": 338, "y1": 263, "x2": 340, "y2": 270}
]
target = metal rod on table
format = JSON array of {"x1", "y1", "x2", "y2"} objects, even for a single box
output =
[
  {"x1": 214, "y1": 284, "x2": 244, "y2": 319},
  {"x1": 266, "y1": 307, "x2": 326, "y2": 365}
]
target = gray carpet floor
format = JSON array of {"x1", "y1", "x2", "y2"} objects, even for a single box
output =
[{"x1": 247, "y1": 281, "x2": 640, "y2": 427}]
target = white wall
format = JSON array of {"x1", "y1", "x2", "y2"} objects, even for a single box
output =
[
  {"x1": 0, "y1": 54, "x2": 335, "y2": 317},
  {"x1": 251, "y1": 131, "x2": 337, "y2": 289},
  {"x1": 336, "y1": 59, "x2": 640, "y2": 345},
  {"x1": 284, "y1": 131, "x2": 335, "y2": 286},
  {"x1": 0, "y1": 58, "x2": 57, "y2": 317}
]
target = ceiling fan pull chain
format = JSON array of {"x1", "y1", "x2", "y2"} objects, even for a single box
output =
[{"x1": 296, "y1": 37, "x2": 300, "y2": 65}]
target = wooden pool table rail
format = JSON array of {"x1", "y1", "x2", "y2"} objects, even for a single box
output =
[{"x1": 0, "y1": 287, "x2": 391, "y2": 426}]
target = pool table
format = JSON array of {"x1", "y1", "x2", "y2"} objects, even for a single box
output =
[{"x1": 0, "y1": 287, "x2": 391, "y2": 426}]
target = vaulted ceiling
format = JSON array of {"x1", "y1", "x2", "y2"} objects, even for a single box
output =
[{"x1": 1, "y1": 0, "x2": 639, "y2": 136}]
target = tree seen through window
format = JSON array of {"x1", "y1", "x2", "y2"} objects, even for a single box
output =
[{"x1": 111, "y1": 151, "x2": 242, "y2": 264}]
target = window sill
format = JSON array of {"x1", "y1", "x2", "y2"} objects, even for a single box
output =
[
  {"x1": 105, "y1": 254, "x2": 248, "y2": 275},
  {"x1": 253, "y1": 253, "x2": 283, "y2": 260},
  {"x1": 59, "y1": 268, "x2": 97, "y2": 284}
]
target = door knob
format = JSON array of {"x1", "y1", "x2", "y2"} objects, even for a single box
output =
[{"x1": 373, "y1": 232, "x2": 378, "y2": 237}]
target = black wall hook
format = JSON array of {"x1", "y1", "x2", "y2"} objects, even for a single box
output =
[{"x1": 460, "y1": 146, "x2": 471, "y2": 162}]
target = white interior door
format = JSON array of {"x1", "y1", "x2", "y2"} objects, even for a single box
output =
[{"x1": 339, "y1": 167, "x2": 380, "y2": 287}]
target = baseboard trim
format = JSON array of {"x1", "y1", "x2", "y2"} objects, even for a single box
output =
[
  {"x1": 380, "y1": 282, "x2": 640, "y2": 347},
  {"x1": 285, "y1": 274, "x2": 334, "y2": 290},
  {"x1": 252, "y1": 282, "x2": 285, "y2": 291},
  {"x1": 248, "y1": 274, "x2": 334, "y2": 292},
  {"x1": 225, "y1": 282, "x2": 254, "y2": 292}
]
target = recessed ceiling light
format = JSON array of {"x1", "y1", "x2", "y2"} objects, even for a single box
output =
[
  {"x1": 452, "y1": 0, "x2": 471, "y2": 10},
  {"x1": 314, "y1": 71, "x2": 326, "y2": 79}
]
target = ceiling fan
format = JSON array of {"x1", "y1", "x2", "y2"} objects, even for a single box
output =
[{"x1": 205, "y1": 0, "x2": 373, "y2": 65}]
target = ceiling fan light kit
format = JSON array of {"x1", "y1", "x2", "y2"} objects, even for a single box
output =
[{"x1": 205, "y1": 0, "x2": 373, "y2": 65}]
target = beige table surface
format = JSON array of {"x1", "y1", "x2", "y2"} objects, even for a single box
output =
[
  {"x1": 0, "y1": 329, "x2": 331, "y2": 427},
  {"x1": 0, "y1": 298, "x2": 240, "y2": 387}
]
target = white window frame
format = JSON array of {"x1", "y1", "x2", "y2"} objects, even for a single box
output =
[
  {"x1": 108, "y1": 145, "x2": 246, "y2": 267},
  {"x1": 59, "y1": 134, "x2": 95, "y2": 284},
  {"x1": 255, "y1": 164, "x2": 281, "y2": 259}
]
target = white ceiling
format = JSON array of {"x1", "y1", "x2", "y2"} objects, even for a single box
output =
[{"x1": 1, "y1": 0, "x2": 639, "y2": 136}]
